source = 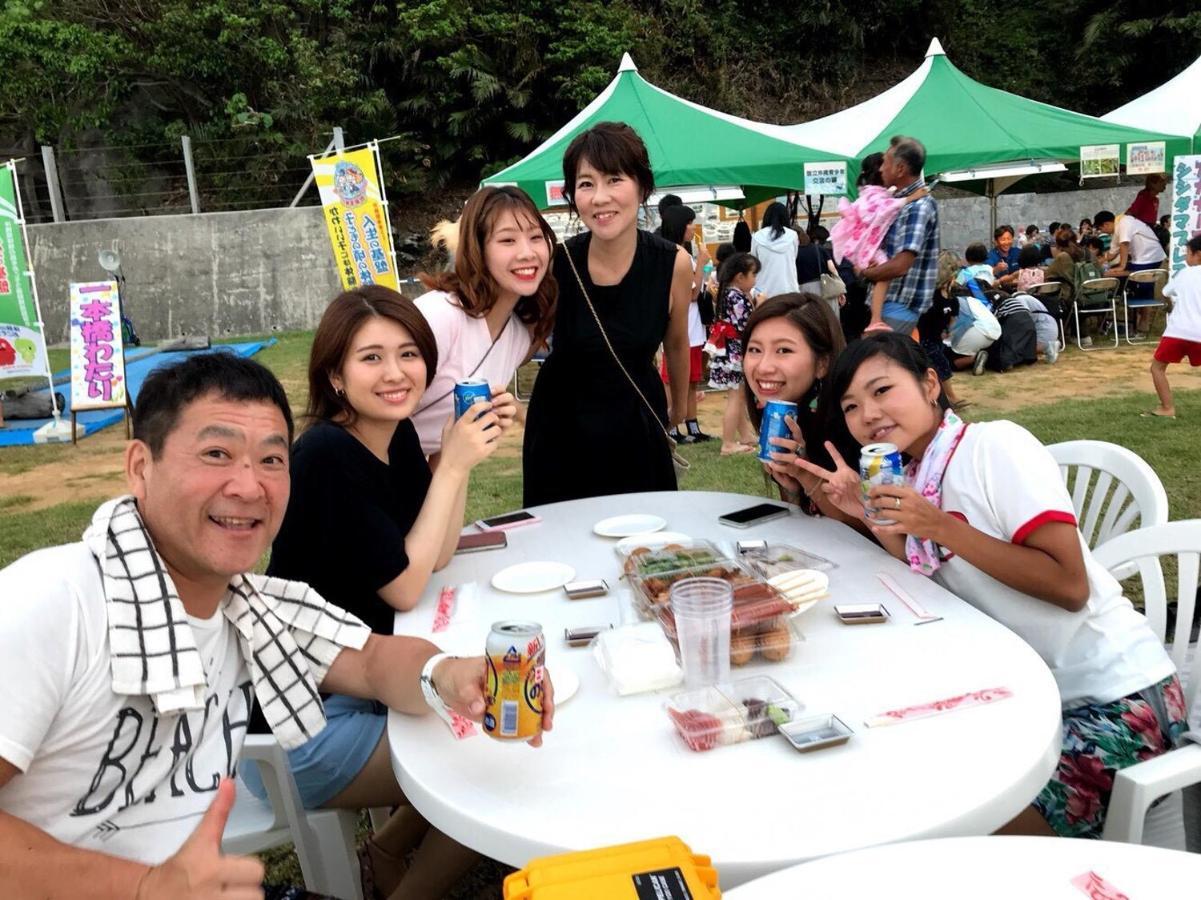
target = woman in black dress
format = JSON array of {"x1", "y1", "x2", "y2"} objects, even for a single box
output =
[{"x1": 523, "y1": 122, "x2": 693, "y2": 505}]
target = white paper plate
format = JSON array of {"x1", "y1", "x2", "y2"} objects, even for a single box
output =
[
  {"x1": 491, "y1": 561, "x2": 576, "y2": 594},
  {"x1": 769, "y1": 569, "x2": 830, "y2": 616},
  {"x1": 613, "y1": 531, "x2": 693, "y2": 558},
  {"x1": 549, "y1": 663, "x2": 579, "y2": 705},
  {"x1": 593, "y1": 514, "x2": 668, "y2": 538}
]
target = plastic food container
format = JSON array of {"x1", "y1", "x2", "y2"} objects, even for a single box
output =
[
  {"x1": 741, "y1": 542, "x2": 837, "y2": 579},
  {"x1": 619, "y1": 538, "x2": 725, "y2": 576},
  {"x1": 628, "y1": 557, "x2": 773, "y2": 618},
  {"x1": 665, "y1": 675, "x2": 803, "y2": 753},
  {"x1": 659, "y1": 604, "x2": 802, "y2": 667}
]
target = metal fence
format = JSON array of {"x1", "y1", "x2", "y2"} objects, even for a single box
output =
[{"x1": 4, "y1": 131, "x2": 341, "y2": 224}]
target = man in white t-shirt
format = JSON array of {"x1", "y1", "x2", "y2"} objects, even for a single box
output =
[
  {"x1": 1096, "y1": 208, "x2": 1168, "y2": 335},
  {"x1": 0, "y1": 353, "x2": 554, "y2": 897}
]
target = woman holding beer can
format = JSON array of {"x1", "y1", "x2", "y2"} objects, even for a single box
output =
[
  {"x1": 739, "y1": 292, "x2": 857, "y2": 521},
  {"x1": 795, "y1": 332, "x2": 1184, "y2": 840},
  {"x1": 412, "y1": 185, "x2": 558, "y2": 461},
  {"x1": 523, "y1": 121, "x2": 694, "y2": 505},
  {"x1": 253, "y1": 286, "x2": 526, "y2": 897}
]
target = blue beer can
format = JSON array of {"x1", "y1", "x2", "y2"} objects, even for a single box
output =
[
  {"x1": 860, "y1": 442, "x2": 905, "y2": 524},
  {"x1": 758, "y1": 400, "x2": 798, "y2": 462},
  {"x1": 453, "y1": 378, "x2": 492, "y2": 420}
]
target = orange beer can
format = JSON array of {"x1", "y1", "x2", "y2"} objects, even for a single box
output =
[{"x1": 484, "y1": 621, "x2": 545, "y2": 740}]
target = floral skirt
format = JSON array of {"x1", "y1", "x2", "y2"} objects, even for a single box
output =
[
  {"x1": 1034, "y1": 673, "x2": 1189, "y2": 838},
  {"x1": 708, "y1": 338, "x2": 744, "y2": 390}
]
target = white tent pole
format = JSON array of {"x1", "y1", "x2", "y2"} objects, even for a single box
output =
[{"x1": 8, "y1": 159, "x2": 60, "y2": 421}]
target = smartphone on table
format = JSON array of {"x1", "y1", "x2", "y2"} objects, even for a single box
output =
[
  {"x1": 475, "y1": 510, "x2": 542, "y2": 532},
  {"x1": 718, "y1": 503, "x2": 790, "y2": 529},
  {"x1": 455, "y1": 531, "x2": 508, "y2": 554}
]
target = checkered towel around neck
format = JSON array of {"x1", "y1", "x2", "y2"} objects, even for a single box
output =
[{"x1": 83, "y1": 496, "x2": 371, "y2": 750}]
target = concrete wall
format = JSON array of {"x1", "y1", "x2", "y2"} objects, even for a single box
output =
[
  {"x1": 937, "y1": 183, "x2": 1143, "y2": 253},
  {"x1": 28, "y1": 206, "x2": 343, "y2": 343},
  {"x1": 24, "y1": 182, "x2": 1150, "y2": 342}
]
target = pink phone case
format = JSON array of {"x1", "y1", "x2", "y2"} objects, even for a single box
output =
[{"x1": 476, "y1": 513, "x2": 542, "y2": 532}]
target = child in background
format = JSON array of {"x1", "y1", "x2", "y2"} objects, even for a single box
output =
[
  {"x1": 707, "y1": 252, "x2": 762, "y2": 454},
  {"x1": 956, "y1": 243, "x2": 996, "y2": 285},
  {"x1": 1145, "y1": 234, "x2": 1201, "y2": 419},
  {"x1": 1015, "y1": 244, "x2": 1045, "y2": 293},
  {"x1": 1084, "y1": 237, "x2": 1108, "y2": 271},
  {"x1": 830, "y1": 153, "x2": 925, "y2": 331}
]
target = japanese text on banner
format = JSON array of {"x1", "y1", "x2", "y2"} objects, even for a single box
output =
[
  {"x1": 311, "y1": 147, "x2": 398, "y2": 291},
  {"x1": 0, "y1": 164, "x2": 48, "y2": 379},
  {"x1": 69, "y1": 281, "x2": 127, "y2": 410},
  {"x1": 1169, "y1": 155, "x2": 1201, "y2": 278}
]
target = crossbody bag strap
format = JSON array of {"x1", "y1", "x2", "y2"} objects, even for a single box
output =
[
  {"x1": 413, "y1": 308, "x2": 511, "y2": 416},
  {"x1": 561, "y1": 242, "x2": 690, "y2": 472}
]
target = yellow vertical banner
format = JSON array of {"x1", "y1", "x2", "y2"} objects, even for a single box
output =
[{"x1": 311, "y1": 144, "x2": 399, "y2": 291}]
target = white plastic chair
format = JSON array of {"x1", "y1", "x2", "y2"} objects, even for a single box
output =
[
  {"x1": 1073, "y1": 276, "x2": 1120, "y2": 351},
  {"x1": 1094, "y1": 520, "x2": 1201, "y2": 848},
  {"x1": 1122, "y1": 268, "x2": 1169, "y2": 344},
  {"x1": 223, "y1": 735, "x2": 364, "y2": 900},
  {"x1": 1047, "y1": 440, "x2": 1169, "y2": 554}
]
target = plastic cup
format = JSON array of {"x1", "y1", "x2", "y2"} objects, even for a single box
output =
[{"x1": 670, "y1": 577, "x2": 733, "y2": 688}]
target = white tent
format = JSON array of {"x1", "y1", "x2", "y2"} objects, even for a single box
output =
[{"x1": 1103, "y1": 55, "x2": 1201, "y2": 152}]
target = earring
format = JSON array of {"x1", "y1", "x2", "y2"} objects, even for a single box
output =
[{"x1": 335, "y1": 387, "x2": 346, "y2": 398}]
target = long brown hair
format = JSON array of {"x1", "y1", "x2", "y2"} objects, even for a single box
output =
[
  {"x1": 741, "y1": 294, "x2": 846, "y2": 462},
  {"x1": 305, "y1": 286, "x2": 438, "y2": 431},
  {"x1": 419, "y1": 186, "x2": 558, "y2": 349}
]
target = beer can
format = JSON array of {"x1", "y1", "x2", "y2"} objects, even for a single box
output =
[
  {"x1": 484, "y1": 621, "x2": 545, "y2": 741},
  {"x1": 860, "y1": 442, "x2": 905, "y2": 525},
  {"x1": 758, "y1": 400, "x2": 798, "y2": 462},
  {"x1": 453, "y1": 378, "x2": 492, "y2": 421}
]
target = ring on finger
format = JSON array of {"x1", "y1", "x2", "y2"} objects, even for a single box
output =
[{"x1": 893, "y1": 497, "x2": 902, "y2": 510}]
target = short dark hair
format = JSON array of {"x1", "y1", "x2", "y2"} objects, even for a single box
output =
[
  {"x1": 1094, "y1": 210, "x2": 1115, "y2": 228},
  {"x1": 659, "y1": 204, "x2": 696, "y2": 245},
  {"x1": 818, "y1": 332, "x2": 951, "y2": 466},
  {"x1": 133, "y1": 352, "x2": 293, "y2": 459},
  {"x1": 1188, "y1": 233, "x2": 1201, "y2": 254},
  {"x1": 307, "y1": 286, "x2": 438, "y2": 429},
  {"x1": 857, "y1": 152, "x2": 885, "y2": 188},
  {"x1": 658, "y1": 194, "x2": 682, "y2": 216},
  {"x1": 1084, "y1": 236, "x2": 1106, "y2": 252},
  {"x1": 1049, "y1": 222, "x2": 1061, "y2": 233},
  {"x1": 714, "y1": 242, "x2": 737, "y2": 265},
  {"x1": 888, "y1": 136, "x2": 926, "y2": 176},
  {"x1": 1025, "y1": 224, "x2": 1039, "y2": 237},
  {"x1": 561, "y1": 122, "x2": 655, "y2": 215},
  {"x1": 1018, "y1": 244, "x2": 1042, "y2": 268},
  {"x1": 993, "y1": 225, "x2": 1014, "y2": 240},
  {"x1": 965, "y1": 242, "x2": 988, "y2": 264},
  {"x1": 809, "y1": 224, "x2": 830, "y2": 242}
]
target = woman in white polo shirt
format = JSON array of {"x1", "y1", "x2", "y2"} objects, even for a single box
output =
[{"x1": 798, "y1": 332, "x2": 1187, "y2": 839}]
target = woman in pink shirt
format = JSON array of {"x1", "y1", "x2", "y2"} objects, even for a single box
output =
[{"x1": 412, "y1": 186, "x2": 558, "y2": 459}]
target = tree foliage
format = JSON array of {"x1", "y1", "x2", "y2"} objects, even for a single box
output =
[{"x1": 0, "y1": 0, "x2": 1197, "y2": 205}]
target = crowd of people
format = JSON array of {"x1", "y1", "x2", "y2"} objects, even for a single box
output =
[{"x1": 0, "y1": 121, "x2": 1198, "y2": 897}]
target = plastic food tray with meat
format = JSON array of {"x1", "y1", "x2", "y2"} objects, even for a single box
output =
[
  {"x1": 665, "y1": 676, "x2": 803, "y2": 753},
  {"x1": 628, "y1": 557, "x2": 775, "y2": 618},
  {"x1": 657, "y1": 604, "x2": 803, "y2": 667}
]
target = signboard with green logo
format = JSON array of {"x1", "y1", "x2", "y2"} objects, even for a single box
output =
[{"x1": 0, "y1": 162, "x2": 47, "y2": 379}]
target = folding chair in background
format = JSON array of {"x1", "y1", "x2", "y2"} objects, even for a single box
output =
[
  {"x1": 1122, "y1": 268, "x2": 1169, "y2": 345},
  {"x1": 1072, "y1": 261, "x2": 1119, "y2": 351}
]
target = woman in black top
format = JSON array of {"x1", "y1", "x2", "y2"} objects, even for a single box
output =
[
  {"x1": 523, "y1": 122, "x2": 693, "y2": 505},
  {"x1": 261, "y1": 285, "x2": 515, "y2": 895}
]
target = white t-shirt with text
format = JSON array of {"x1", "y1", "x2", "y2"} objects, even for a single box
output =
[
  {"x1": 0, "y1": 543, "x2": 254, "y2": 865},
  {"x1": 931, "y1": 420, "x2": 1173, "y2": 707}
]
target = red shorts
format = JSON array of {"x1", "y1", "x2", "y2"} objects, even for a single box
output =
[
  {"x1": 1154, "y1": 336, "x2": 1201, "y2": 366},
  {"x1": 661, "y1": 346, "x2": 703, "y2": 383}
]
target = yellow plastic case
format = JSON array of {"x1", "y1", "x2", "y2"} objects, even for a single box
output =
[{"x1": 503, "y1": 836, "x2": 721, "y2": 899}]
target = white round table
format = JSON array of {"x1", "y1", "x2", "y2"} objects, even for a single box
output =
[
  {"x1": 388, "y1": 491, "x2": 1062, "y2": 887},
  {"x1": 723, "y1": 835, "x2": 1201, "y2": 897}
]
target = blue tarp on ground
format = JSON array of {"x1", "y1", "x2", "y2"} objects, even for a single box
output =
[{"x1": 0, "y1": 340, "x2": 276, "y2": 447}]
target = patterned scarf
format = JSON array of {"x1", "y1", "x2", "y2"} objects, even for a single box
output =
[
  {"x1": 904, "y1": 409, "x2": 968, "y2": 576},
  {"x1": 84, "y1": 496, "x2": 371, "y2": 750}
]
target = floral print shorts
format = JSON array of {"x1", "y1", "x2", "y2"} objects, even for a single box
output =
[{"x1": 1034, "y1": 674, "x2": 1190, "y2": 838}]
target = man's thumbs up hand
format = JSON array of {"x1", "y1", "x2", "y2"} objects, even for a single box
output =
[{"x1": 135, "y1": 778, "x2": 265, "y2": 899}]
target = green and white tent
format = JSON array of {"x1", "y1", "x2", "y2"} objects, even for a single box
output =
[
  {"x1": 781, "y1": 39, "x2": 1191, "y2": 182},
  {"x1": 1103, "y1": 53, "x2": 1201, "y2": 153},
  {"x1": 482, "y1": 54, "x2": 848, "y2": 209}
]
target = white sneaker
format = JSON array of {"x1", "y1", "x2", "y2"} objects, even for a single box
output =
[
  {"x1": 1045, "y1": 342, "x2": 1059, "y2": 364},
  {"x1": 972, "y1": 350, "x2": 988, "y2": 376},
  {"x1": 1080, "y1": 336, "x2": 1093, "y2": 348}
]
